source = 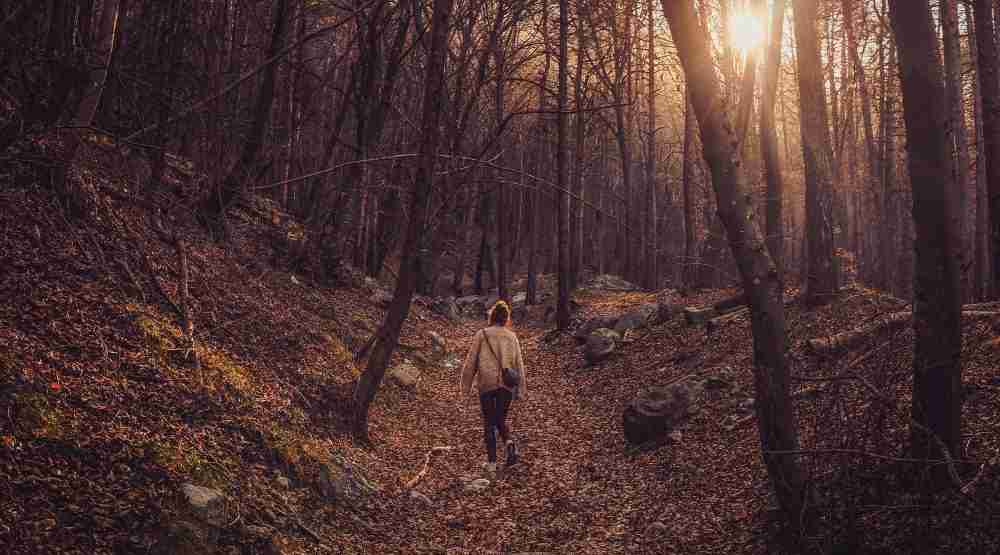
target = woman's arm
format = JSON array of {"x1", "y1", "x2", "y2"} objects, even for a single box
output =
[
  {"x1": 514, "y1": 334, "x2": 526, "y2": 398},
  {"x1": 459, "y1": 330, "x2": 482, "y2": 401}
]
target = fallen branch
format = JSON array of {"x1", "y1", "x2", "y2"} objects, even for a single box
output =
[
  {"x1": 404, "y1": 446, "x2": 454, "y2": 489},
  {"x1": 706, "y1": 306, "x2": 750, "y2": 334},
  {"x1": 807, "y1": 310, "x2": 1000, "y2": 355}
]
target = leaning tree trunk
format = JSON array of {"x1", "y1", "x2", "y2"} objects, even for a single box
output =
[
  {"x1": 761, "y1": 0, "x2": 786, "y2": 282},
  {"x1": 793, "y1": 0, "x2": 837, "y2": 305},
  {"x1": 352, "y1": 0, "x2": 452, "y2": 441},
  {"x1": 661, "y1": 0, "x2": 806, "y2": 530},
  {"x1": 887, "y1": 0, "x2": 964, "y2": 469},
  {"x1": 974, "y1": 0, "x2": 1000, "y2": 299}
]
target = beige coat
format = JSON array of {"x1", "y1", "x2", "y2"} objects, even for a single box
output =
[{"x1": 460, "y1": 326, "x2": 527, "y2": 399}]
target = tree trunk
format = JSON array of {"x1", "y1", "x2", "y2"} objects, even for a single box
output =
[
  {"x1": 206, "y1": 0, "x2": 288, "y2": 223},
  {"x1": 970, "y1": 4, "x2": 991, "y2": 301},
  {"x1": 682, "y1": 91, "x2": 698, "y2": 289},
  {"x1": 661, "y1": 0, "x2": 806, "y2": 529},
  {"x1": 761, "y1": 0, "x2": 787, "y2": 282},
  {"x1": 556, "y1": 0, "x2": 571, "y2": 330},
  {"x1": 888, "y1": 0, "x2": 964, "y2": 467},
  {"x1": 352, "y1": 0, "x2": 453, "y2": 441},
  {"x1": 942, "y1": 0, "x2": 971, "y2": 301},
  {"x1": 645, "y1": 0, "x2": 658, "y2": 290},
  {"x1": 974, "y1": 0, "x2": 1000, "y2": 298},
  {"x1": 793, "y1": 0, "x2": 838, "y2": 304}
]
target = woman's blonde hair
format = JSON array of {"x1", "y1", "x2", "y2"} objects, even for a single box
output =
[{"x1": 487, "y1": 299, "x2": 511, "y2": 327}]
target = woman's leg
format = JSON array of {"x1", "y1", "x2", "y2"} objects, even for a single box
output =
[
  {"x1": 479, "y1": 390, "x2": 498, "y2": 463},
  {"x1": 495, "y1": 389, "x2": 513, "y2": 444}
]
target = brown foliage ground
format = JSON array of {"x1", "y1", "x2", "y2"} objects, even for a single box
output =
[{"x1": 1, "y1": 144, "x2": 998, "y2": 554}]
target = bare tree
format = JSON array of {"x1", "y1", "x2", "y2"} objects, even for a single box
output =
[
  {"x1": 352, "y1": 0, "x2": 453, "y2": 441},
  {"x1": 761, "y1": 0, "x2": 787, "y2": 281},
  {"x1": 973, "y1": 0, "x2": 1000, "y2": 298},
  {"x1": 660, "y1": 0, "x2": 806, "y2": 529},
  {"x1": 556, "y1": 0, "x2": 572, "y2": 329},
  {"x1": 886, "y1": 0, "x2": 964, "y2": 467},
  {"x1": 793, "y1": 0, "x2": 837, "y2": 304}
]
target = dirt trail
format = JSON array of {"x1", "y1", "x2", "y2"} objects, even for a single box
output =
[{"x1": 364, "y1": 302, "x2": 768, "y2": 555}]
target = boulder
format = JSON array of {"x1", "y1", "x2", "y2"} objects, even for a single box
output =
[
  {"x1": 655, "y1": 302, "x2": 683, "y2": 324},
  {"x1": 573, "y1": 316, "x2": 619, "y2": 344},
  {"x1": 318, "y1": 456, "x2": 377, "y2": 505},
  {"x1": 427, "y1": 331, "x2": 447, "y2": 356},
  {"x1": 583, "y1": 274, "x2": 641, "y2": 292},
  {"x1": 613, "y1": 303, "x2": 659, "y2": 335},
  {"x1": 388, "y1": 362, "x2": 421, "y2": 389},
  {"x1": 431, "y1": 296, "x2": 461, "y2": 320},
  {"x1": 456, "y1": 295, "x2": 487, "y2": 317},
  {"x1": 584, "y1": 328, "x2": 620, "y2": 364},
  {"x1": 623, "y1": 381, "x2": 696, "y2": 445},
  {"x1": 179, "y1": 483, "x2": 231, "y2": 528},
  {"x1": 153, "y1": 484, "x2": 232, "y2": 555},
  {"x1": 464, "y1": 478, "x2": 491, "y2": 493}
]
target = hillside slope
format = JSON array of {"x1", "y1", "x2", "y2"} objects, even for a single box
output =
[{"x1": 2, "y1": 144, "x2": 999, "y2": 554}]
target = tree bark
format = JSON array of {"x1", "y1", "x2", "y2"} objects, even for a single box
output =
[
  {"x1": 761, "y1": 0, "x2": 787, "y2": 283},
  {"x1": 888, "y1": 0, "x2": 964, "y2": 466},
  {"x1": 974, "y1": 0, "x2": 1000, "y2": 299},
  {"x1": 645, "y1": 0, "x2": 658, "y2": 290},
  {"x1": 942, "y1": 0, "x2": 971, "y2": 301},
  {"x1": 969, "y1": 4, "x2": 991, "y2": 301},
  {"x1": 556, "y1": 0, "x2": 571, "y2": 330},
  {"x1": 353, "y1": 0, "x2": 453, "y2": 441},
  {"x1": 661, "y1": 0, "x2": 806, "y2": 530},
  {"x1": 682, "y1": 91, "x2": 698, "y2": 289},
  {"x1": 793, "y1": 0, "x2": 838, "y2": 304}
]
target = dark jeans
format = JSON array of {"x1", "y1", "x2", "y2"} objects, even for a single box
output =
[{"x1": 479, "y1": 388, "x2": 513, "y2": 463}]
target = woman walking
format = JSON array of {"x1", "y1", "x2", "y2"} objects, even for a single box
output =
[{"x1": 459, "y1": 300, "x2": 527, "y2": 473}]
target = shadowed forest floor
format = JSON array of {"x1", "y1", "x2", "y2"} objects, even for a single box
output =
[{"x1": 2, "y1": 150, "x2": 999, "y2": 554}]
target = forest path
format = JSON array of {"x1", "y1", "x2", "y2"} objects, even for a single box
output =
[
  {"x1": 364, "y1": 290, "x2": 771, "y2": 554},
  {"x1": 403, "y1": 323, "x2": 651, "y2": 553}
]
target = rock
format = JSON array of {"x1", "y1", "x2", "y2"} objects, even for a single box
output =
[
  {"x1": 446, "y1": 517, "x2": 467, "y2": 529},
  {"x1": 179, "y1": 483, "x2": 230, "y2": 528},
  {"x1": 318, "y1": 457, "x2": 377, "y2": 505},
  {"x1": 573, "y1": 316, "x2": 619, "y2": 344},
  {"x1": 738, "y1": 398, "x2": 756, "y2": 412},
  {"x1": 584, "y1": 328, "x2": 619, "y2": 364},
  {"x1": 456, "y1": 295, "x2": 488, "y2": 318},
  {"x1": 645, "y1": 521, "x2": 669, "y2": 537},
  {"x1": 275, "y1": 475, "x2": 291, "y2": 489},
  {"x1": 431, "y1": 296, "x2": 461, "y2": 320},
  {"x1": 684, "y1": 306, "x2": 717, "y2": 325},
  {"x1": 655, "y1": 302, "x2": 682, "y2": 324},
  {"x1": 427, "y1": 331, "x2": 447, "y2": 355},
  {"x1": 371, "y1": 289, "x2": 393, "y2": 308},
  {"x1": 613, "y1": 303, "x2": 659, "y2": 335},
  {"x1": 668, "y1": 430, "x2": 683, "y2": 443},
  {"x1": 512, "y1": 292, "x2": 527, "y2": 305},
  {"x1": 583, "y1": 274, "x2": 641, "y2": 292},
  {"x1": 409, "y1": 490, "x2": 433, "y2": 507},
  {"x1": 388, "y1": 362, "x2": 421, "y2": 389},
  {"x1": 623, "y1": 381, "x2": 696, "y2": 445},
  {"x1": 464, "y1": 478, "x2": 491, "y2": 493}
]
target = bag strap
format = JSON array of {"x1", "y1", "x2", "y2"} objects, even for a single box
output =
[{"x1": 481, "y1": 329, "x2": 502, "y2": 370}]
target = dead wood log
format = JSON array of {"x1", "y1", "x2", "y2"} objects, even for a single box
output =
[
  {"x1": 706, "y1": 306, "x2": 750, "y2": 334},
  {"x1": 713, "y1": 293, "x2": 747, "y2": 312},
  {"x1": 807, "y1": 310, "x2": 1000, "y2": 355}
]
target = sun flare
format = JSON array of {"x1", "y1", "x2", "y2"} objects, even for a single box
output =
[{"x1": 728, "y1": 10, "x2": 766, "y2": 54}]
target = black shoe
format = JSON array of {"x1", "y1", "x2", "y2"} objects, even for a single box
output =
[{"x1": 505, "y1": 441, "x2": 519, "y2": 467}]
